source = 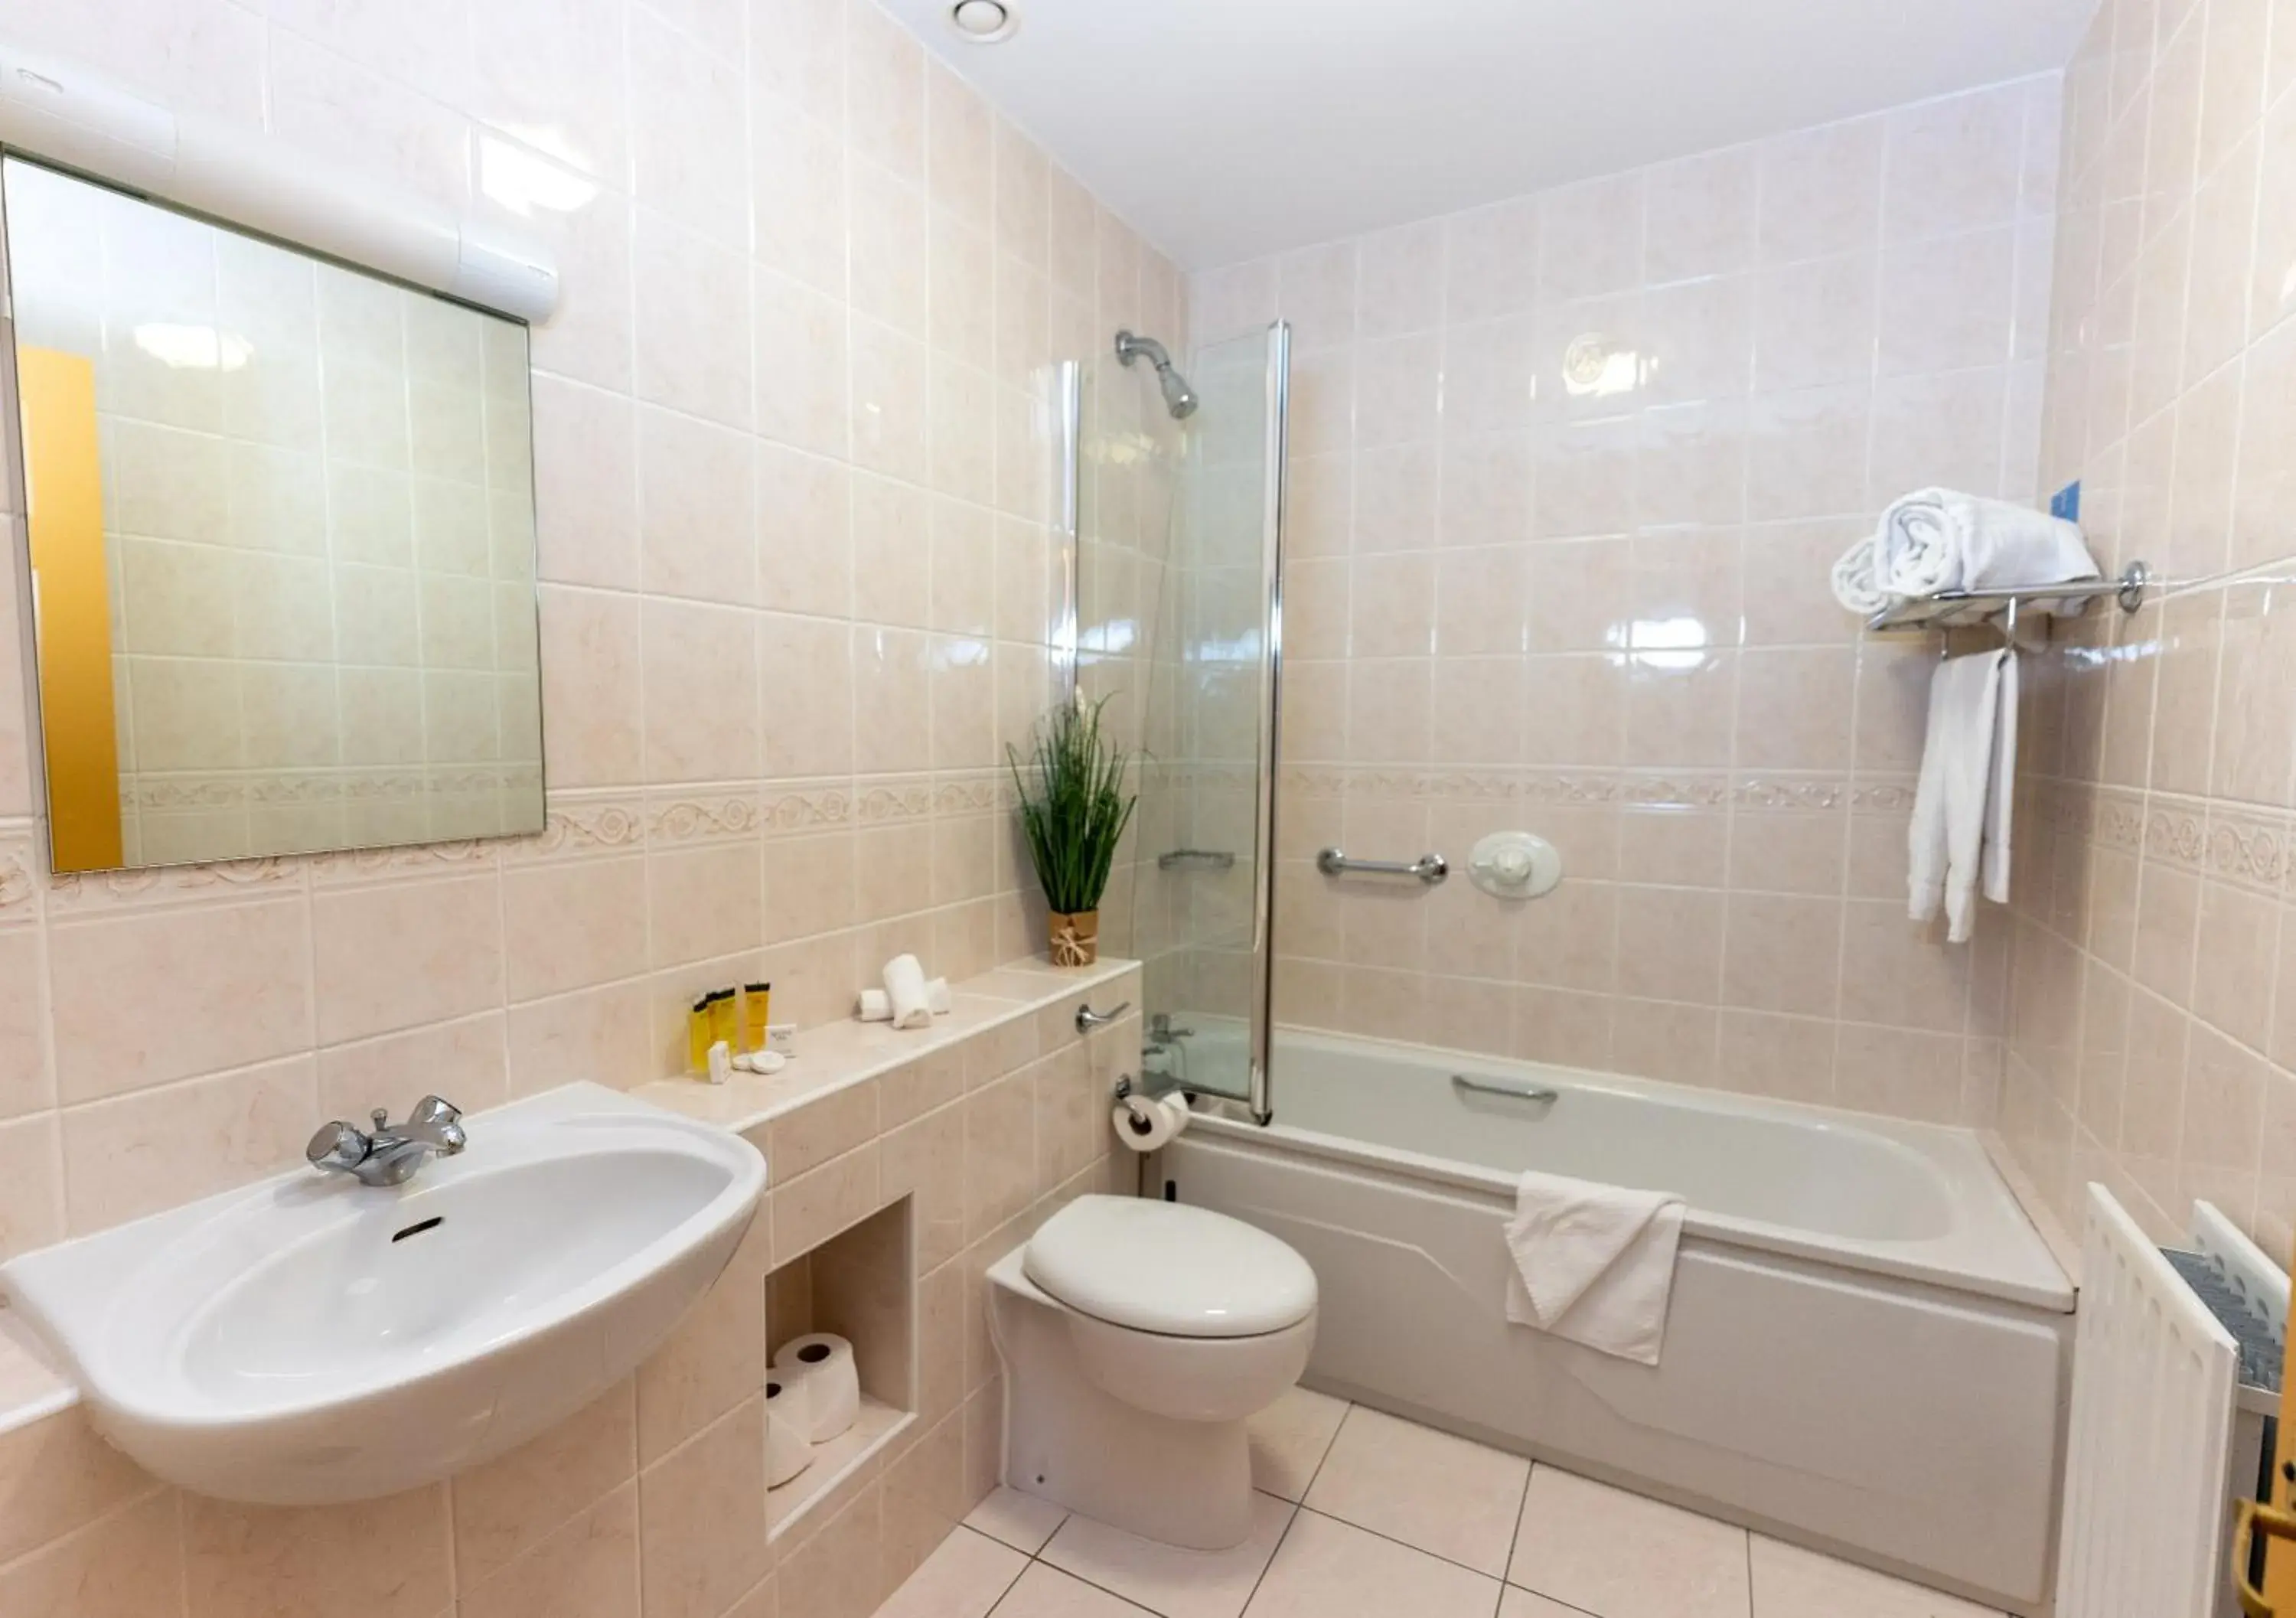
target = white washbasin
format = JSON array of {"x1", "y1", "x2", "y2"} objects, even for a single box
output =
[{"x1": 0, "y1": 1081, "x2": 765, "y2": 1504}]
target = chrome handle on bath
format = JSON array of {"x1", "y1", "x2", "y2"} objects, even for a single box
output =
[
  {"x1": 1317, "y1": 847, "x2": 1448, "y2": 884},
  {"x1": 1452, "y1": 1072, "x2": 1559, "y2": 1105},
  {"x1": 1075, "y1": 1000, "x2": 1131, "y2": 1033}
]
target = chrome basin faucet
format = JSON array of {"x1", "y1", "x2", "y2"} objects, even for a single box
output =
[{"x1": 307, "y1": 1096, "x2": 467, "y2": 1186}]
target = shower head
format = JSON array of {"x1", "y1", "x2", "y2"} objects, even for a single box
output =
[{"x1": 1114, "y1": 329, "x2": 1198, "y2": 419}]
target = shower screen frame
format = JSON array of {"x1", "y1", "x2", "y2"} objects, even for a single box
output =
[
  {"x1": 1245, "y1": 320, "x2": 1290, "y2": 1126},
  {"x1": 1054, "y1": 323, "x2": 1289, "y2": 1126}
]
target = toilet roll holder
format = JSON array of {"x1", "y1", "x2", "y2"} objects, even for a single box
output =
[{"x1": 1112, "y1": 1072, "x2": 1182, "y2": 1102}]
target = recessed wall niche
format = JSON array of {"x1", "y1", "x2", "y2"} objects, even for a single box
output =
[{"x1": 765, "y1": 1196, "x2": 917, "y2": 1539}]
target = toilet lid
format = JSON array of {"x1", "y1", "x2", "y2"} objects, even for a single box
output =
[{"x1": 1023, "y1": 1195, "x2": 1317, "y2": 1339}]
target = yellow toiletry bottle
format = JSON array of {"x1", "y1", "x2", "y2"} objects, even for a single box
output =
[
  {"x1": 744, "y1": 982, "x2": 771, "y2": 1051},
  {"x1": 687, "y1": 995, "x2": 713, "y2": 1074},
  {"x1": 706, "y1": 988, "x2": 739, "y2": 1050}
]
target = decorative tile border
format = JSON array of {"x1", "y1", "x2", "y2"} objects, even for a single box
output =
[
  {"x1": 646, "y1": 791, "x2": 762, "y2": 846},
  {"x1": 2205, "y1": 805, "x2": 2291, "y2": 896},
  {"x1": 762, "y1": 781, "x2": 853, "y2": 837},
  {"x1": 1280, "y1": 764, "x2": 1896, "y2": 816},
  {"x1": 2094, "y1": 788, "x2": 2144, "y2": 853},
  {"x1": 1850, "y1": 778, "x2": 1918, "y2": 814},
  {"x1": 1616, "y1": 774, "x2": 1731, "y2": 811},
  {"x1": 1733, "y1": 778, "x2": 1846, "y2": 812},
  {"x1": 47, "y1": 850, "x2": 305, "y2": 915},
  {"x1": 123, "y1": 765, "x2": 543, "y2": 812},
  {"x1": 501, "y1": 793, "x2": 647, "y2": 865},
  {"x1": 2141, "y1": 797, "x2": 2207, "y2": 872},
  {"x1": 854, "y1": 778, "x2": 936, "y2": 826},
  {"x1": 2009, "y1": 778, "x2": 2294, "y2": 900},
  {"x1": 1519, "y1": 771, "x2": 1639, "y2": 807},
  {"x1": 933, "y1": 772, "x2": 1003, "y2": 817}
]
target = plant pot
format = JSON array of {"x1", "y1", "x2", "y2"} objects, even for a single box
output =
[{"x1": 1048, "y1": 908, "x2": 1100, "y2": 967}]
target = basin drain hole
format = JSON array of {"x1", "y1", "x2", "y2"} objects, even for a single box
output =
[{"x1": 392, "y1": 1216, "x2": 445, "y2": 1243}]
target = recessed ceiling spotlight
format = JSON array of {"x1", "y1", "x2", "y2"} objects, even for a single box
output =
[{"x1": 950, "y1": 0, "x2": 1017, "y2": 43}]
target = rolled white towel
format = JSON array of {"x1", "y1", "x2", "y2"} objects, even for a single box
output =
[
  {"x1": 882, "y1": 954, "x2": 932, "y2": 1029},
  {"x1": 1831, "y1": 535, "x2": 1886, "y2": 615},
  {"x1": 859, "y1": 977, "x2": 949, "y2": 1022},
  {"x1": 1875, "y1": 488, "x2": 2097, "y2": 602}
]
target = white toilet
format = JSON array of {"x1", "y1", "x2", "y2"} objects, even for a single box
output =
[{"x1": 988, "y1": 1194, "x2": 1318, "y2": 1551}]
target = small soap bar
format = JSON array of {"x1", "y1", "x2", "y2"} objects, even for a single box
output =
[
  {"x1": 766, "y1": 1023, "x2": 797, "y2": 1054},
  {"x1": 706, "y1": 1040, "x2": 733, "y2": 1085}
]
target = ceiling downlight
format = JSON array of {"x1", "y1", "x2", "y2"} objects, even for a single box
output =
[{"x1": 950, "y1": 0, "x2": 1017, "y2": 43}]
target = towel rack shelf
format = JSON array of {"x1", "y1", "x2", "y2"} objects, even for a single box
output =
[{"x1": 1865, "y1": 559, "x2": 2151, "y2": 632}]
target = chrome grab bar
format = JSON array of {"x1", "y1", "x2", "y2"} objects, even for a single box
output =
[
  {"x1": 1075, "y1": 1000, "x2": 1131, "y2": 1033},
  {"x1": 1452, "y1": 1072, "x2": 1559, "y2": 1105},
  {"x1": 1156, "y1": 848, "x2": 1238, "y2": 870},
  {"x1": 1316, "y1": 847, "x2": 1447, "y2": 884}
]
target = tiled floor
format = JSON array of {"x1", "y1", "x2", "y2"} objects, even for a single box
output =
[{"x1": 871, "y1": 1389, "x2": 2006, "y2": 1618}]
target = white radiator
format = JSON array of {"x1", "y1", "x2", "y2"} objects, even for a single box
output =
[{"x1": 2055, "y1": 1184, "x2": 2240, "y2": 1618}]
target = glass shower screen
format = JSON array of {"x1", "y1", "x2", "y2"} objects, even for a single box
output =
[{"x1": 1092, "y1": 323, "x2": 1288, "y2": 1120}]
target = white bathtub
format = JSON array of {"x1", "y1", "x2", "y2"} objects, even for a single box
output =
[{"x1": 1163, "y1": 1026, "x2": 2074, "y2": 1614}]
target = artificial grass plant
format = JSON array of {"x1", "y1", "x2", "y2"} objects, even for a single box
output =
[{"x1": 1008, "y1": 695, "x2": 1138, "y2": 918}]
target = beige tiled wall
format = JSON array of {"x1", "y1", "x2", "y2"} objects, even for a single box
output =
[
  {"x1": 0, "y1": 974, "x2": 1143, "y2": 1618},
  {"x1": 0, "y1": 0, "x2": 1184, "y2": 1264},
  {"x1": 2002, "y1": 0, "x2": 2296, "y2": 1258},
  {"x1": 1186, "y1": 77, "x2": 2063, "y2": 1123}
]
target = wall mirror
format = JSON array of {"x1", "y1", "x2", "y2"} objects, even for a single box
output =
[{"x1": 2, "y1": 155, "x2": 544, "y2": 874}]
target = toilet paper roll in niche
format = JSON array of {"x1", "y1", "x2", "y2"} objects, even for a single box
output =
[
  {"x1": 1112, "y1": 1091, "x2": 1189, "y2": 1153},
  {"x1": 772, "y1": 1333, "x2": 859, "y2": 1442},
  {"x1": 764, "y1": 1377, "x2": 814, "y2": 1486}
]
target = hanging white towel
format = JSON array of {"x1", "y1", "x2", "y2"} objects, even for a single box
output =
[
  {"x1": 1874, "y1": 488, "x2": 2099, "y2": 602},
  {"x1": 1502, "y1": 1169, "x2": 1686, "y2": 1367},
  {"x1": 1909, "y1": 650, "x2": 2014, "y2": 943}
]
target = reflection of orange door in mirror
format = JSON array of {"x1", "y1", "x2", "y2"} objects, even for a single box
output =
[{"x1": 18, "y1": 345, "x2": 122, "y2": 871}]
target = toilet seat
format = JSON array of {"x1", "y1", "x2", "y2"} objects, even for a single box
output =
[{"x1": 1023, "y1": 1195, "x2": 1316, "y2": 1339}]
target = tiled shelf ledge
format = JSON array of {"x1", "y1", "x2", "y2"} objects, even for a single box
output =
[
  {"x1": 766, "y1": 1394, "x2": 913, "y2": 1543},
  {"x1": 630, "y1": 955, "x2": 1140, "y2": 1140}
]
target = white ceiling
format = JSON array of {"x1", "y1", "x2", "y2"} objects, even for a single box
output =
[{"x1": 884, "y1": 0, "x2": 2099, "y2": 269}]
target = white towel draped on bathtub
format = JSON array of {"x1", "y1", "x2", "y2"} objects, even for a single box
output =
[{"x1": 1502, "y1": 1169, "x2": 1686, "y2": 1367}]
